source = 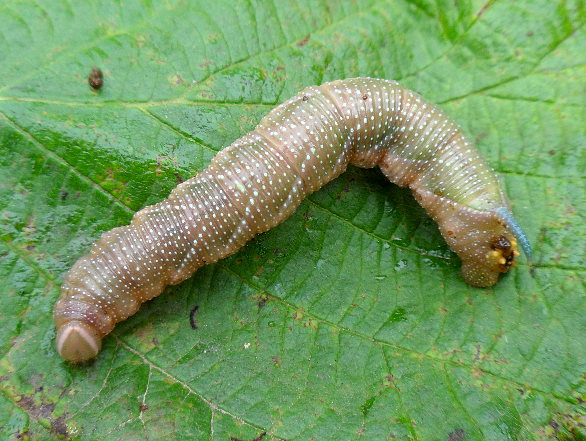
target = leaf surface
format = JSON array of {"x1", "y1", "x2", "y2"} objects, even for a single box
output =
[{"x1": 0, "y1": 1, "x2": 584, "y2": 440}]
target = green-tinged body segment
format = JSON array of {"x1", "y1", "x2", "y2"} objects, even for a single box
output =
[{"x1": 54, "y1": 78, "x2": 530, "y2": 362}]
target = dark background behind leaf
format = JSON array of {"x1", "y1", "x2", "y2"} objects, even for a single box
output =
[{"x1": 0, "y1": 0, "x2": 584, "y2": 440}]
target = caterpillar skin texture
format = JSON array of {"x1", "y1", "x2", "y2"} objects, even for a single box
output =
[{"x1": 54, "y1": 78, "x2": 531, "y2": 362}]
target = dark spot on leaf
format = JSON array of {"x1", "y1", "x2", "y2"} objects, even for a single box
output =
[
  {"x1": 527, "y1": 30, "x2": 534, "y2": 36},
  {"x1": 139, "y1": 404, "x2": 149, "y2": 412},
  {"x1": 337, "y1": 181, "x2": 352, "y2": 199},
  {"x1": 548, "y1": 149, "x2": 556, "y2": 155},
  {"x1": 255, "y1": 292, "x2": 269, "y2": 309},
  {"x1": 302, "y1": 95, "x2": 308, "y2": 101},
  {"x1": 230, "y1": 432, "x2": 267, "y2": 441},
  {"x1": 272, "y1": 356, "x2": 281, "y2": 366},
  {"x1": 60, "y1": 190, "x2": 69, "y2": 201},
  {"x1": 16, "y1": 394, "x2": 68, "y2": 437},
  {"x1": 26, "y1": 245, "x2": 36, "y2": 251},
  {"x1": 175, "y1": 172, "x2": 184, "y2": 184},
  {"x1": 473, "y1": 344, "x2": 482, "y2": 363},
  {"x1": 447, "y1": 428, "x2": 465, "y2": 441},
  {"x1": 383, "y1": 374, "x2": 397, "y2": 389},
  {"x1": 189, "y1": 305, "x2": 199, "y2": 330},
  {"x1": 51, "y1": 415, "x2": 68, "y2": 437},
  {"x1": 152, "y1": 337, "x2": 159, "y2": 346},
  {"x1": 474, "y1": 131, "x2": 488, "y2": 144},
  {"x1": 88, "y1": 67, "x2": 103, "y2": 90},
  {"x1": 296, "y1": 34, "x2": 310, "y2": 47},
  {"x1": 17, "y1": 395, "x2": 54, "y2": 419}
]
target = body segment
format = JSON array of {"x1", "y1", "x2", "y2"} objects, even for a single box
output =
[{"x1": 54, "y1": 78, "x2": 530, "y2": 362}]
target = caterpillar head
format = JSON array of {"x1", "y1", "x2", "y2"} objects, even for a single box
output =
[
  {"x1": 487, "y1": 235, "x2": 519, "y2": 272},
  {"x1": 413, "y1": 188, "x2": 530, "y2": 287},
  {"x1": 458, "y1": 229, "x2": 521, "y2": 287}
]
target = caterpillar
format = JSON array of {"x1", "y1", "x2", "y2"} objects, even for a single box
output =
[{"x1": 54, "y1": 78, "x2": 531, "y2": 362}]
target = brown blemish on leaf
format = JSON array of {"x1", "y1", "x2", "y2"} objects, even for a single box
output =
[
  {"x1": 253, "y1": 292, "x2": 269, "y2": 309},
  {"x1": 296, "y1": 34, "x2": 310, "y2": 47},
  {"x1": 447, "y1": 428, "x2": 465, "y2": 441},
  {"x1": 337, "y1": 179, "x2": 354, "y2": 200},
  {"x1": 51, "y1": 415, "x2": 68, "y2": 437},
  {"x1": 304, "y1": 318, "x2": 318, "y2": 329},
  {"x1": 473, "y1": 344, "x2": 482, "y2": 363},
  {"x1": 23, "y1": 216, "x2": 36, "y2": 235},
  {"x1": 474, "y1": 131, "x2": 488, "y2": 144},
  {"x1": 230, "y1": 432, "x2": 267, "y2": 441},
  {"x1": 383, "y1": 375, "x2": 397, "y2": 389},
  {"x1": 168, "y1": 73, "x2": 185, "y2": 86},
  {"x1": 16, "y1": 394, "x2": 69, "y2": 438},
  {"x1": 292, "y1": 310, "x2": 304, "y2": 320}
]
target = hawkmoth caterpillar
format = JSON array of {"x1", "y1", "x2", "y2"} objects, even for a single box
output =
[{"x1": 54, "y1": 78, "x2": 531, "y2": 362}]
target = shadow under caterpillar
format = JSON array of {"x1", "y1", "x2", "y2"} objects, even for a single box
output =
[{"x1": 54, "y1": 78, "x2": 531, "y2": 362}]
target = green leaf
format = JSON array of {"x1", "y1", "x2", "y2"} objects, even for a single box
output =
[{"x1": 1, "y1": 0, "x2": 584, "y2": 440}]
